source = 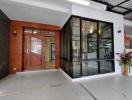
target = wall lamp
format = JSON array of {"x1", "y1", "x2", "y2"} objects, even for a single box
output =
[
  {"x1": 12, "y1": 30, "x2": 17, "y2": 36},
  {"x1": 118, "y1": 27, "x2": 121, "y2": 34}
]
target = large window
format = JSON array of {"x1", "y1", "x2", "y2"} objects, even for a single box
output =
[
  {"x1": 82, "y1": 20, "x2": 98, "y2": 76},
  {"x1": 61, "y1": 16, "x2": 114, "y2": 78}
]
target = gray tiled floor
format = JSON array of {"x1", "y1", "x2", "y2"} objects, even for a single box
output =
[{"x1": 0, "y1": 70, "x2": 132, "y2": 100}]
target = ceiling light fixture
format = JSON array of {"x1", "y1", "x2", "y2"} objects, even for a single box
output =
[{"x1": 68, "y1": 0, "x2": 90, "y2": 6}]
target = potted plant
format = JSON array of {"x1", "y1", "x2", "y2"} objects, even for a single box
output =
[{"x1": 117, "y1": 51, "x2": 132, "y2": 76}]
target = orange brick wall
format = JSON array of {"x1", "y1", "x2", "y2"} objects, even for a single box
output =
[{"x1": 10, "y1": 20, "x2": 60, "y2": 74}]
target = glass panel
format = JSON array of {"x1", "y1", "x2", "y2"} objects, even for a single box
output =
[
  {"x1": 31, "y1": 37, "x2": 42, "y2": 55},
  {"x1": 40, "y1": 30, "x2": 55, "y2": 35},
  {"x1": 99, "y1": 22, "x2": 112, "y2": 39},
  {"x1": 51, "y1": 43, "x2": 55, "y2": 60},
  {"x1": 60, "y1": 18, "x2": 72, "y2": 77},
  {"x1": 24, "y1": 28, "x2": 32, "y2": 33},
  {"x1": 33, "y1": 29, "x2": 40, "y2": 34},
  {"x1": 99, "y1": 22, "x2": 114, "y2": 73},
  {"x1": 72, "y1": 41, "x2": 80, "y2": 62},
  {"x1": 99, "y1": 39, "x2": 113, "y2": 59},
  {"x1": 43, "y1": 37, "x2": 55, "y2": 69},
  {"x1": 72, "y1": 62, "x2": 81, "y2": 78},
  {"x1": 82, "y1": 20, "x2": 97, "y2": 60},
  {"x1": 49, "y1": 31, "x2": 54, "y2": 36},
  {"x1": 82, "y1": 20, "x2": 98, "y2": 76},
  {"x1": 99, "y1": 22, "x2": 113, "y2": 59},
  {"x1": 63, "y1": 29, "x2": 69, "y2": 74},
  {"x1": 72, "y1": 17, "x2": 81, "y2": 78},
  {"x1": 72, "y1": 18, "x2": 80, "y2": 62},
  {"x1": 41, "y1": 30, "x2": 49, "y2": 34},
  {"x1": 24, "y1": 28, "x2": 55, "y2": 36},
  {"x1": 82, "y1": 61, "x2": 98, "y2": 76},
  {"x1": 100, "y1": 60, "x2": 114, "y2": 73}
]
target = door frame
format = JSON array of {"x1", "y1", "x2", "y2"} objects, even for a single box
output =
[{"x1": 22, "y1": 27, "x2": 56, "y2": 71}]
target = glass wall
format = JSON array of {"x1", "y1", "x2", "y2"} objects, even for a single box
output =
[
  {"x1": 60, "y1": 16, "x2": 114, "y2": 78},
  {"x1": 60, "y1": 18, "x2": 72, "y2": 77}
]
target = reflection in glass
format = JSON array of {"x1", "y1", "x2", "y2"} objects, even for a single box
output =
[
  {"x1": 99, "y1": 22, "x2": 114, "y2": 72},
  {"x1": 49, "y1": 31, "x2": 55, "y2": 36},
  {"x1": 43, "y1": 36, "x2": 55, "y2": 69},
  {"x1": 24, "y1": 28, "x2": 32, "y2": 33},
  {"x1": 31, "y1": 37, "x2": 42, "y2": 55},
  {"x1": 72, "y1": 17, "x2": 81, "y2": 78},
  {"x1": 24, "y1": 28, "x2": 55, "y2": 35},
  {"x1": 99, "y1": 22, "x2": 113, "y2": 59},
  {"x1": 41, "y1": 30, "x2": 49, "y2": 34},
  {"x1": 33, "y1": 29, "x2": 40, "y2": 34},
  {"x1": 82, "y1": 21, "x2": 97, "y2": 60},
  {"x1": 60, "y1": 16, "x2": 114, "y2": 78},
  {"x1": 100, "y1": 60, "x2": 114, "y2": 73},
  {"x1": 82, "y1": 61, "x2": 98, "y2": 76},
  {"x1": 82, "y1": 20, "x2": 98, "y2": 75},
  {"x1": 60, "y1": 18, "x2": 72, "y2": 76},
  {"x1": 51, "y1": 43, "x2": 55, "y2": 61}
]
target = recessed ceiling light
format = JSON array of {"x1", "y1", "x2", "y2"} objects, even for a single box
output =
[{"x1": 67, "y1": 0, "x2": 90, "y2": 6}]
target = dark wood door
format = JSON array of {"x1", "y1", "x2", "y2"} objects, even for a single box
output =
[{"x1": 24, "y1": 34, "x2": 44, "y2": 70}]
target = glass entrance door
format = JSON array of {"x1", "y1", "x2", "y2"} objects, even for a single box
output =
[{"x1": 24, "y1": 28, "x2": 55, "y2": 70}]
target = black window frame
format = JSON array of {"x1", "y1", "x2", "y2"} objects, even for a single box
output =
[{"x1": 60, "y1": 15, "x2": 115, "y2": 78}]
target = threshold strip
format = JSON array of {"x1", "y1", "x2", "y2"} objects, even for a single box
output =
[{"x1": 79, "y1": 83, "x2": 98, "y2": 100}]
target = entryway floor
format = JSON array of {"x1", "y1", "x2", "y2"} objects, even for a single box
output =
[{"x1": 0, "y1": 70, "x2": 132, "y2": 100}]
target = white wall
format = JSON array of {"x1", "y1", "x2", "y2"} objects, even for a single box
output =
[
  {"x1": 71, "y1": 4, "x2": 124, "y2": 74},
  {"x1": 124, "y1": 20, "x2": 132, "y2": 38},
  {"x1": 124, "y1": 20, "x2": 132, "y2": 27},
  {"x1": 124, "y1": 25, "x2": 132, "y2": 36}
]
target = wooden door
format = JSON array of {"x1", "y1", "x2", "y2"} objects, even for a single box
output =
[{"x1": 24, "y1": 34, "x2": 44, "y2": 70}]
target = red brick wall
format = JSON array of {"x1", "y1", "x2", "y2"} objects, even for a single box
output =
[{"x1": 10, "y1": 20, "x2": 60, "y2": 74}]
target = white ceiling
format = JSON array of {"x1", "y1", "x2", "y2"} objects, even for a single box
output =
[{"x1": 0, "y1": 0, "x2": 106, "y2": 26}]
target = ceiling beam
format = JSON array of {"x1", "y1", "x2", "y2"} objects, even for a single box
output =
[
  {"x1": 90, "y1": 0, "x2": 132, "y2": 16},
  {"x1": 118, "y1": 6, "x2": 131, "y2": 11},
  {"x1": 109, "y1": 0, "x2": 130, "y2": 9},
  {"x1": 90, "y1": 0, "x2": 113, "y2": 8},
  {"x1": 108, "y1": 10, "x2": 124, "y2": 15},
  {"x1": 90, "y1": 0, "x2": 124, "y2": 14},
  {"x1": 124, "y1": 10, "x2": 132, "y2": 15}
]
